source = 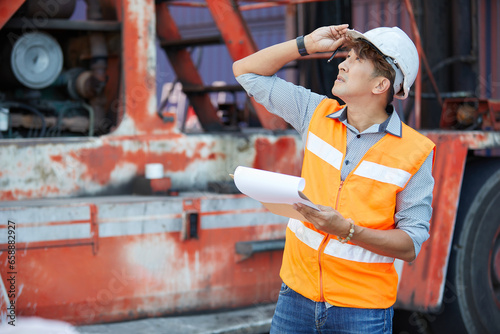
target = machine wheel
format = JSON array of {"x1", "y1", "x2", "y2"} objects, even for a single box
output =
[{"x1": 430, "y1": 158, "x2": 500, "y2": 334}]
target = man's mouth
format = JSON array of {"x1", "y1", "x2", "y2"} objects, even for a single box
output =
[{"x1": 336, "y1": 75, "x2": 345, "y2": 83}]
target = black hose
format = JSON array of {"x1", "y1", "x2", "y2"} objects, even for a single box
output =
[{"x1": 0, "y1": 102, "x2": 47, "y2": 138}]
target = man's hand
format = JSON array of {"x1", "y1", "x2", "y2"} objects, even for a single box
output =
[
  {"x1": 304, "y1": 24, "x2": 349, "y2": 54},
  {"x1": 294, "y1": 202, "x2": 417, "y2": 262},
  {"x1": 233, "y1": 23, "x2": 349, "y2": 77},
  {"x1": 293, "y1": 203, "x2": 352, "y2": 237}
]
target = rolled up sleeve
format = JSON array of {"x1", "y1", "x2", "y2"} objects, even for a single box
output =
[{"x1": 395, "y1": 151, "x2": 435, "y2": 258}]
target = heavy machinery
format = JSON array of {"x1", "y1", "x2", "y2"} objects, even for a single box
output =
[{"x1": 0, "y1": 1, "x2": 499, "y2": 333}]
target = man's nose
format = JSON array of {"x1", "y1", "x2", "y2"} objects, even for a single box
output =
[{"x1": 338, "y1": 60, "x2": 348, "y2": 72}]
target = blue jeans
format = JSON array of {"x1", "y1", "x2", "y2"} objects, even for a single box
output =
[{"x1": 270, "y1": 283, "x2": 393, "y2": 334}]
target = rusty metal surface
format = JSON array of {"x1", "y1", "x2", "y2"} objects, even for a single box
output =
[
  {"x1": 5, "y1": 131, "x2": 500, "y2": 202},
  {"x1": 0, "y1": 194, "x2": 287, "y2": 325},
  {"x1": 113, "y1": 0, "x2": 163, "y2": 136},
  {"x1": 0, "y1": 131, "x2": 303, "y2": 201}
]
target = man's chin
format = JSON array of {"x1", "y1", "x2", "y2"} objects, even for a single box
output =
[{"x1": 331, "y1": 87, "x2": 344, "y2": 99}]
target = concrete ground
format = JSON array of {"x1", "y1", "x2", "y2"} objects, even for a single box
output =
[{"x1": 76, "y1": 304, "x2": 275, "y2": 334}]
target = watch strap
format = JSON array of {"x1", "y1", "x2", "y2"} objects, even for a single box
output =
[{"x1": 296, "y1": 35, "x2": 309, "y2": 56}]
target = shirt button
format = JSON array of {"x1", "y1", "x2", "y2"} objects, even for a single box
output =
[
  {"x1": 345, "y1": 160, "x2": 350, "y2": 165},
  {"x1": 356, "y1": 134, "x2": 361, "y2": 138}
]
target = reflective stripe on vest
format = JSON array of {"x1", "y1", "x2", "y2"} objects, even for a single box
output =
[
  {"x1": 354, "y1": 161, "x2": 412, "y2": 188},
  {"x1": 307, "y1": 130, "x2": 414, "y2": 187},
  {"x1": 306, "y1": 132, "x2": 343, "y2": 170},
  {"x1": 288, "y1": 219, "x2": 394, "y2": 263}
]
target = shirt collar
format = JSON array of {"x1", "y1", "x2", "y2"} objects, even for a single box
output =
[{"x1": 326, "y1": 104, "x2": 402, "y2": 138}]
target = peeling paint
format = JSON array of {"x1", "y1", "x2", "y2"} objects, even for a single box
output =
[
  {"x1": 0, "y1": 195, "x2": 286, "y2": 324},
  {"x1": 253, "y1": 136, "x2": 301, "y2": 175},
  {"x1": 0, "y1": 132, "x2": 301, "y2": 201}
]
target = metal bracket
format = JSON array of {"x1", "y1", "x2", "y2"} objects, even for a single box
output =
[
  {"x1": 181, "y1": 198, "x2": 200, "y2": 241},
  {"x1": 235, "y1": 238, "x2": 285, "y2": 261},
  {"x1": 181, "y1": 210, "x2": 199, "y2": 241}
]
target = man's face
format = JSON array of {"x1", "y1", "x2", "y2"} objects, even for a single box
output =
[{"x1": 331, "y1": 49, "x2": 379, "y2": 101}]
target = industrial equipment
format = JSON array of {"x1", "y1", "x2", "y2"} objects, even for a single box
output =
[{"x1": 0, "y1": 1, "x2": 499, "y2": 333}]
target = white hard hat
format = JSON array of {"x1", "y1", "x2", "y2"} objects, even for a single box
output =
[{"x1": 347, "y1": 27, "x2": 419, "y2": 100}]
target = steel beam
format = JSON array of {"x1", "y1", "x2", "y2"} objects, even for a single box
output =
[
  {"x1": 156, "y1": 3, "x2": 223, "y2": 131},
  {"x1": 205, "y1": 0, "x2": 288, "y2": 130}
]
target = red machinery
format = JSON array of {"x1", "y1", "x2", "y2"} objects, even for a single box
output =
[{"x1": 0, "y1": 1, "x2": 499, "y2": 333}]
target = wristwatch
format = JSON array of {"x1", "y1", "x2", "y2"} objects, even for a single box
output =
[{"x1": 296, "y1": 35, "x2": 309, "y2": 56}]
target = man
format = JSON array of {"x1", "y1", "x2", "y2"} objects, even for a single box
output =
[{"x1": 233, "y1": 24, "x2": 435, "y2": 333}]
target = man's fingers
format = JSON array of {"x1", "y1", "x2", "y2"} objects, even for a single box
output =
[
  {"x1": 295, "y1": 204, "x2": 327, "y2": 223},
  {"x1": 332, "y1": 24, "x2": 349, "y2": 38},
  {"x1": 333, "y1": 36, "x2": 346, "y2": 44},
  {"x1": 294, "y1": 203, "x2": 309, "y2": 213},
  {"x1": 334, "y1": 24, "x2": 349, "y2": 30},
  {"x1": 318, "y1": 205, "x2": 334, "y2": 212},
  {"x1": 330, "y1": 35, "x2": 346, "y2": 52},
  {"x1": 294, "y1": 203, "x2": 315, "y2": 216}
]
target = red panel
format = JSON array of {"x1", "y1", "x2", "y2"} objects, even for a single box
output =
[
  {"x1": 66, "y1": 139, "x2": 224, "y2": 186},
  {"x1": 205, "y1": 0, "x2": 287, "y2": 130},
  {"x1": 0, "y1": 0, "x2": 24, "y2": 29},
  {"x1": 253, "y1": 137, "x2": 302, "y2": 175},
  {"x1": 0, "y1": 211, "x2": 285, "y2": 325},
  {"x1": 396, "y1": 133, "x2": 468, "y2": 311}
]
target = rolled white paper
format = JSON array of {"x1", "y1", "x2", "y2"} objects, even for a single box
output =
[{"x1": 233, "y1": 166, "x2": 318, "y2": 210}]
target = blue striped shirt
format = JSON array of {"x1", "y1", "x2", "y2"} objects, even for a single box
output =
[{"x1": 236, "y1": 73, "x2": 434, "y2": 258}]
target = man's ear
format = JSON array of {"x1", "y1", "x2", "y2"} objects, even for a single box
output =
[{"x1": 372, "y1": 77, "x2": 391, "y2": 96}]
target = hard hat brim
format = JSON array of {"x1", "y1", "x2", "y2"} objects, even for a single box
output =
[{"x1": 346, "y1": 29, "x2": 379, "y2": 50}]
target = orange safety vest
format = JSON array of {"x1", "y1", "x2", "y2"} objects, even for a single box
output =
[{"x1": 280, "y1": 98, "x2": 436, "y2": 309}]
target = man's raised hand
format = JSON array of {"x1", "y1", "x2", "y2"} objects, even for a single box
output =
[{"x1": 305, "y1": 24, "x2": 349, "y2": 54}]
